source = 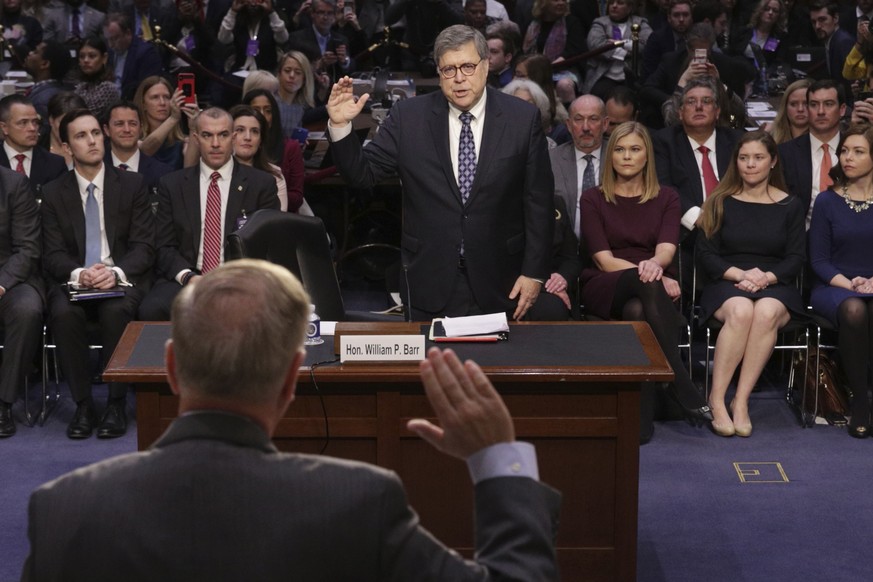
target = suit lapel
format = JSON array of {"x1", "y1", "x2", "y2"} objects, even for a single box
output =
[
  {"x1": 676, "y1": 130, "x2": 704, "y2": 204},
  {"x1": 715, "y1": 130, "x2": 733, "y2": 177},
  {"x1": 225, "y1": 162, "x2": 246, "y2": 234},
  {"x1": 60, "y1": 173, "x2": 86, "y2": 262},
  {"x1": 103, "y1": 166, "x2": 120, "y2": 254},
  {"x1": 468, "y1": 90, "x2": 505, "y2": 206},
  {"x1": 429, "y1": 99, "x2": 462, "y2": 205},
  {"x1": 181, "y1": 167, "x2": 202, "y2": 254},
  {"x1": 799, "y1": 134, "x2": 813, "y2": 191}
]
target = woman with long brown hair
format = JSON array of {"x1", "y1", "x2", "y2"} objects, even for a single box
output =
[
  {"x1": 581, "y1": 121, "x2": 711, "y2": 442},
  {"x1": 696, "y1": 130, "x2": 806, "y2": 437}
]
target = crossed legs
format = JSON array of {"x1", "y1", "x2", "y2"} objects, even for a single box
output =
[{"x1": 708, "y1": 297, "x2": 790, "y2": 434}]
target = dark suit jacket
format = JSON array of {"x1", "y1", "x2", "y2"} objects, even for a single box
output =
[
  {"x1": 549, "y1": 140, "x2": 607, "y2": 236},
  {"x1": 114, "y1": 36, "x2": 164, "y2": 100},
  {"x1": 641, "y1": 25, "x2": 682, "y2": 82},
  {"x1": 778, "y1": 132, "x2": 835, "y2": 216},
  {"x1": 0, "y1": 145, "x2": 68, "y2": 200},
  {"x1": 653, "y1": 125, "x2": 743, "y2": 215},
  {"x1": 639, "y1": 48, "x2": 756, "y2": 128},
  {"x1": 22, "y1": 412, "x2": 561, "y2": 581},
  {"x1": 104, "y1": 149, "x2": 174, "y2": 192},
  {"x1": 330, "y1": 88, "x2": 554, "y2": 315},
  {"x1": 154, "y1": 162, "x2": 279, "y2": 280},
  {"x1": 0, "y1": 167, "x2": 41, "y2": 294},
  {"x1": 40, "y1": 166, "x2": 155, "y2": 286},
  {"x1": 288, "y1": 27, "x2": 351, "y2": 84},
  {"x1": 827, "y1": 27, "x2": 855, "y2": 98}
]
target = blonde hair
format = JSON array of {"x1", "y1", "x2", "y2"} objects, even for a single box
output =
[
  {"x1": 277, "y1": 51, "x2": 316, "y2": 109},
  {"x1": 599, "y1": 121, "x2": 661, "y2": 204},
  {"x1": 770, "y1": 78, "x2": 811, "y2": 144},
  {"x1": 697, "y1": 131, "x2": 788, "y2": 237}
]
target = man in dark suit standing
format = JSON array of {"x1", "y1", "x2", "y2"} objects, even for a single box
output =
[
  {"x1": 778, "y1": 78, "x2": 845, "y2": 227},
  {"x1": 0, "y1": 95, "x2": 68, "y2": 199},
  {"x1": 0, "y1": 167, "x2": 43, "y2": 438},
  {"x1": 104, "y1": 12, "x2": 164, "y2": 100},
  {"x1": 41, "y1": 109, "x2": 155, "y2": 440},
  {"x1": 810, "y1": 1, "x2": 855, "y2": 102},
  {"x1": 42, "y1": 0, "x2": 106, "y2": 47},
  {"x1": 21, "y1": 259, "x2": 561, "y2": 581},
  {"x1": 102, "y1": 102, "x2": 173, "y2": 192},
  {"x1": 138, "y1": 107, "x2": 280, "y2": 321},
  {"x1": 641, "y1": 0, "x2": 693, "y2": 81},
  {"x1": 328, "y1": 25, "x2": 553, "y2": 321},
  {"x1": 550, "y1": 94, "x2": 609, "y2": 242}
]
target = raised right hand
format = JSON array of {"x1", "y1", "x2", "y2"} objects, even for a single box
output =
[{"x1": 327, "y1": 76, "x2": 369, "y2": 127}]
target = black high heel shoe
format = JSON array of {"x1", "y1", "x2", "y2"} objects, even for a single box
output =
[{"x1": 663, "y1": 383, "x2": 714, "y2": 425}]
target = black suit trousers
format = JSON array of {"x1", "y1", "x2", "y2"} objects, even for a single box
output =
[
  {"x1": 0, "y1": 284, "x2": 43, "y2": 404},
  {"x1": 47, "y1": 285, "x2": 144, "y2": 402}
]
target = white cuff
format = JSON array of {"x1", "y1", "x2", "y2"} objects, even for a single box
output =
[
  {"x1": 681, "y1": 206, "x2": 702, "y2": 231},
  {"x1": 327, "y1": 120, "x2": 354, "y2": 141}
]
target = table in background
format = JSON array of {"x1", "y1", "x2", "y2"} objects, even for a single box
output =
[{"x1": 105, "y1": 321, "x2": 673, "y2": 582}]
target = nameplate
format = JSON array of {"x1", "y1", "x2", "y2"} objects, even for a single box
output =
[{"x1": 340, "y1": 335, "x2": 425, "y2": 363}]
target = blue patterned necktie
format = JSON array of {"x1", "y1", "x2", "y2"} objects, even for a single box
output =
[
  {"x1": 84, "y1": 183, "x2": 101, "y2": 267},
  {"x1": 582, "y1": 154, "x2": 595, "y2": 192},
  {"x1": 458, "y1": 111, "x2": 477, "y2": 204}
]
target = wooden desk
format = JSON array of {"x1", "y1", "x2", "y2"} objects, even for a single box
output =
[{"x1": 105, "y1": 321, "x2": 672, "y2": 582}]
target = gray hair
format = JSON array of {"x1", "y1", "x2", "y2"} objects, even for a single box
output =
[
  {"x1": 191, "y1": 106, "x2": 232, "y2": 132},
  {"x1": 503, "y1": 79, "x2": 551, "y2": 131},
  {"x1": 681, "y1": 75, "x2": 719, "y2": 101},
  {"x1": 242, "y1": 71, "x2": 280, "y2": 96},
  {"x1": 170, "y1": 259, "x2": 310, "y2": 402},
  {"x1": 434, "y1": 25, "x2": 488, "y2": 65}
]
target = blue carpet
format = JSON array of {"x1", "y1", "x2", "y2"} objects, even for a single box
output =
[
  {"x1": 639, "y1": 390, "x2": 873, "y2": 582},
  {"x1": 0, "y1": 385, "x2": 137, "y2": 582},
  {"x1": 2, "y1": 380, "x2": 872, "y2": 581}
]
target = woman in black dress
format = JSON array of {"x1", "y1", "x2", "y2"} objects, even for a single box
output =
[
  {"x1": 581, "y1": 121, "x2": 712, "y2": 443},
  {"x1": 696, "y1": 131, "x2": 806, "y2": 437}
]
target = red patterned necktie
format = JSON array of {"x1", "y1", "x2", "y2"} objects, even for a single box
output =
[
  {"x1": 201, "y1": 171, "x2": 222, "y2": 273},
  {"x1": 698, "y1": 145, "x2": 718, "y2": 199},
  {"x1": 13, "y1": 154, "x2": 25, "y2": 175}
]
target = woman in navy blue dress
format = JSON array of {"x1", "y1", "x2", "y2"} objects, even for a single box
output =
[
  {"x1": 810, "y1": 125, "x2": 873, "y2": 438},
  {"x1": 696, "y1": 131, "x2": 806, "y2": 437}
]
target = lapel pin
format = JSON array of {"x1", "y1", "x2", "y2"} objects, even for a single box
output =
[{"x1": 237, "y1": 185, "x2": 243, "y2": 191}]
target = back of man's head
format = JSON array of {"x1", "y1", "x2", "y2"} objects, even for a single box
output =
[
  {"x1": 41, "y1": 41, "x2": 74, "y2": 81},
  {"x1": 170, "y1": 260, "x2": 310, "y2": 404}
]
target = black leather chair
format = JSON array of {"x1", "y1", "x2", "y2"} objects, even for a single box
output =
[{"x1": 225, "y1": 210, "x2": 397, "y2": 322}]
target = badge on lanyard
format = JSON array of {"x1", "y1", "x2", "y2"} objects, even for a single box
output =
[
  {"x1": 763, "y1": 37, "x2": 780, "y2": 52},
  {"x1": 246, "y1": 39, "x2": 260, "y2": 57},
  {"x1": 184, "y1": 35, "x2": 196, "y2": 51}
]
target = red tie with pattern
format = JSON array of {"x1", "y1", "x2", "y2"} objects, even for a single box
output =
[
  {"x1": 202, "y1": 171, "x2": 222, "y2": 273},
  {"x1": 698, "y1": 145, "x2": 718, "y2": 198},
  {"x1": 13, "y1": 154, "x2": 25, "y2": 175}
]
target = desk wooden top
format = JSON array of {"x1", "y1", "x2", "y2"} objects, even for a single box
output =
[{"x1": 105, "y1": 321, "x2": 673, "y2": 385}]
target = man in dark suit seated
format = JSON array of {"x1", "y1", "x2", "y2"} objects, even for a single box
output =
[
  {"x1": 640, "y1": 22, "x2": 755, "y2": 129},
  {"x1": 102, "y1": 101, "x2": 173, "y2": 192},
  {"x1": 138, "y1": 107, "x2": 279, "y2": 321},
  {"x1": 21, "y1": 259, "x2": 561, "y2": 581},
  {"x1": 652, "y1": 76, "x2": 743, "y2": 292},
  {"x1": 0, "y1": 95, "x2": 68, "y2": 199},
  {"x1": 0, "y1": 167, "x2": 43, "y2": 438},
  {"x1": 328, "y1": 25, "x2": 554, "y2": 321},
  {"x1": 41, "y1": 109, "x2": 155, "y2": 440},
  {"x1": 104, "y1": 12, "x2": 164, "y2": 100},
  {"x1": 778, "y1": 78, "x2": 845, "y2": 227},
  {"x1": 288, "y1": 0, "x2": 353, "y2": 84}
]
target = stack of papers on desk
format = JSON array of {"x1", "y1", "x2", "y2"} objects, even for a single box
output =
[{"x1": 430, "y1": 313, "x2": 510, "y2": 342}]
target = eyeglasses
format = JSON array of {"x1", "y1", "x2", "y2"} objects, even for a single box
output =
[
  {"x1": 683, "y1": 96, "x2": 716, "y2": 108},
  {"x1": 439, "y1": 60, "x2": 482, "y2": 79}
]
